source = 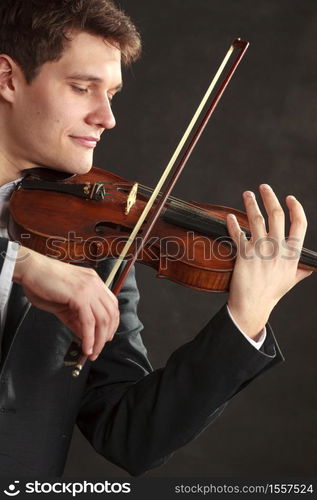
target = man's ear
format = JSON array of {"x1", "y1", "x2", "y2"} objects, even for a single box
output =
[{"x1": 0, "y1": 55, "x2": 21, "y2": 103}]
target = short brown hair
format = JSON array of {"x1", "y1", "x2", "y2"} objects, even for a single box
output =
[{"x1": 0, "y1": 0, "x2": 141, "y2": 82}]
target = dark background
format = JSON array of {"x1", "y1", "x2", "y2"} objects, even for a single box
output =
[{"x1": 64, "y1": 0, "x2": 317, "y2": 477}]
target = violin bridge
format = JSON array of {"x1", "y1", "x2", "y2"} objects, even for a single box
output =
[{"x1": 125, "y1": 182, "x2": 138, "y2": 215}]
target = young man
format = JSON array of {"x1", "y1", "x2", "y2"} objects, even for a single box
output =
[{"x1": 0, "y1": 0, "x2": 311, "y2": 476}]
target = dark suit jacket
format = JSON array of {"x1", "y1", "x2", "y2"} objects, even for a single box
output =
[{"x1": 0, "y1": 237, "x2": 283, "y2": 476}]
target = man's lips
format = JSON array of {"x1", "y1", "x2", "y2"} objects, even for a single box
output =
[{"x1": 70, "y1": 136, "x2": 100, "y2": 148}]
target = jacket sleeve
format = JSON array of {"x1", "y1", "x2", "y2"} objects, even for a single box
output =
[{"x1": 77, "y1": 264, "x2": 283, "y2": 476}]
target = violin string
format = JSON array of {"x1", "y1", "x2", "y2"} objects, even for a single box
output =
[
  {"x1": 137, "y1": 183, "x2": 230, "y2": 225},
  {"x1": 119, "y1": 182, "x2": 317, "y2": 260},
  {"x1": 110, "y1": 181, "x2": 227, "y2": 229},
  {"x1": 113, "y1": 182, "x2": 212, "y2": 215}
]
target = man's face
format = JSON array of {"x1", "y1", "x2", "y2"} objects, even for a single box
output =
[{"x1": 9, "y1": 31, "x2": 122, "y2": 175}]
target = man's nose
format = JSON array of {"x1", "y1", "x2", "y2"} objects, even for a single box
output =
[{"x1": 86, "y1": 97, "x2": 116, "y2": 130}]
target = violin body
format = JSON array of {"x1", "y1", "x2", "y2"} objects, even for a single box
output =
[{"x1": 8, "y1": 167, "x2": 317, "y2": 293}]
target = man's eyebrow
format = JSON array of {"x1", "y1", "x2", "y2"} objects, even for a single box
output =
[{"x1": 67, "y1": 73, "x2": 123, "y2": 91}]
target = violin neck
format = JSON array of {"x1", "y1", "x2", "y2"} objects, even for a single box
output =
[
  {"x1": 162, "y1": 201, "x2": 317, "y2": 271},
  {"x1": 299, "y1": 247, "x2": 317, "y2": 271}
]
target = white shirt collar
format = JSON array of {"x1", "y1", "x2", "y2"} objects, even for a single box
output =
[
  {"x1": 0, "y1": 177, "x2": 24, "y2": 230},
  {"x1": 0, "y1": 177, "x2": 24, "y2": 201}
]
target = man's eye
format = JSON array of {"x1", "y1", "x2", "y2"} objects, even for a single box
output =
[{"x1": 71, "y1": 85, "x2": 88, "y2": 94}]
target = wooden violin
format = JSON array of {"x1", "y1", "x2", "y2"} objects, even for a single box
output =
[{"x1": 8, "y1": 166, "x2": 317, "y2": 294}]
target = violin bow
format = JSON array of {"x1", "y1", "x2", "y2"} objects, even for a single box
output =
[{"x1": 72, "y1": 38, "x2": 249, "y2": 377}]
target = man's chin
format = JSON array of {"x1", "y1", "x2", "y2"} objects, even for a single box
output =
[{"x1": 71, "y1": 163, "x2": 93, "y2": 175}]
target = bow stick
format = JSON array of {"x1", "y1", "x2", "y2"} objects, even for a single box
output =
[{"x1": 72, "y1": 38, "x2": 249, "y2": 377}]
